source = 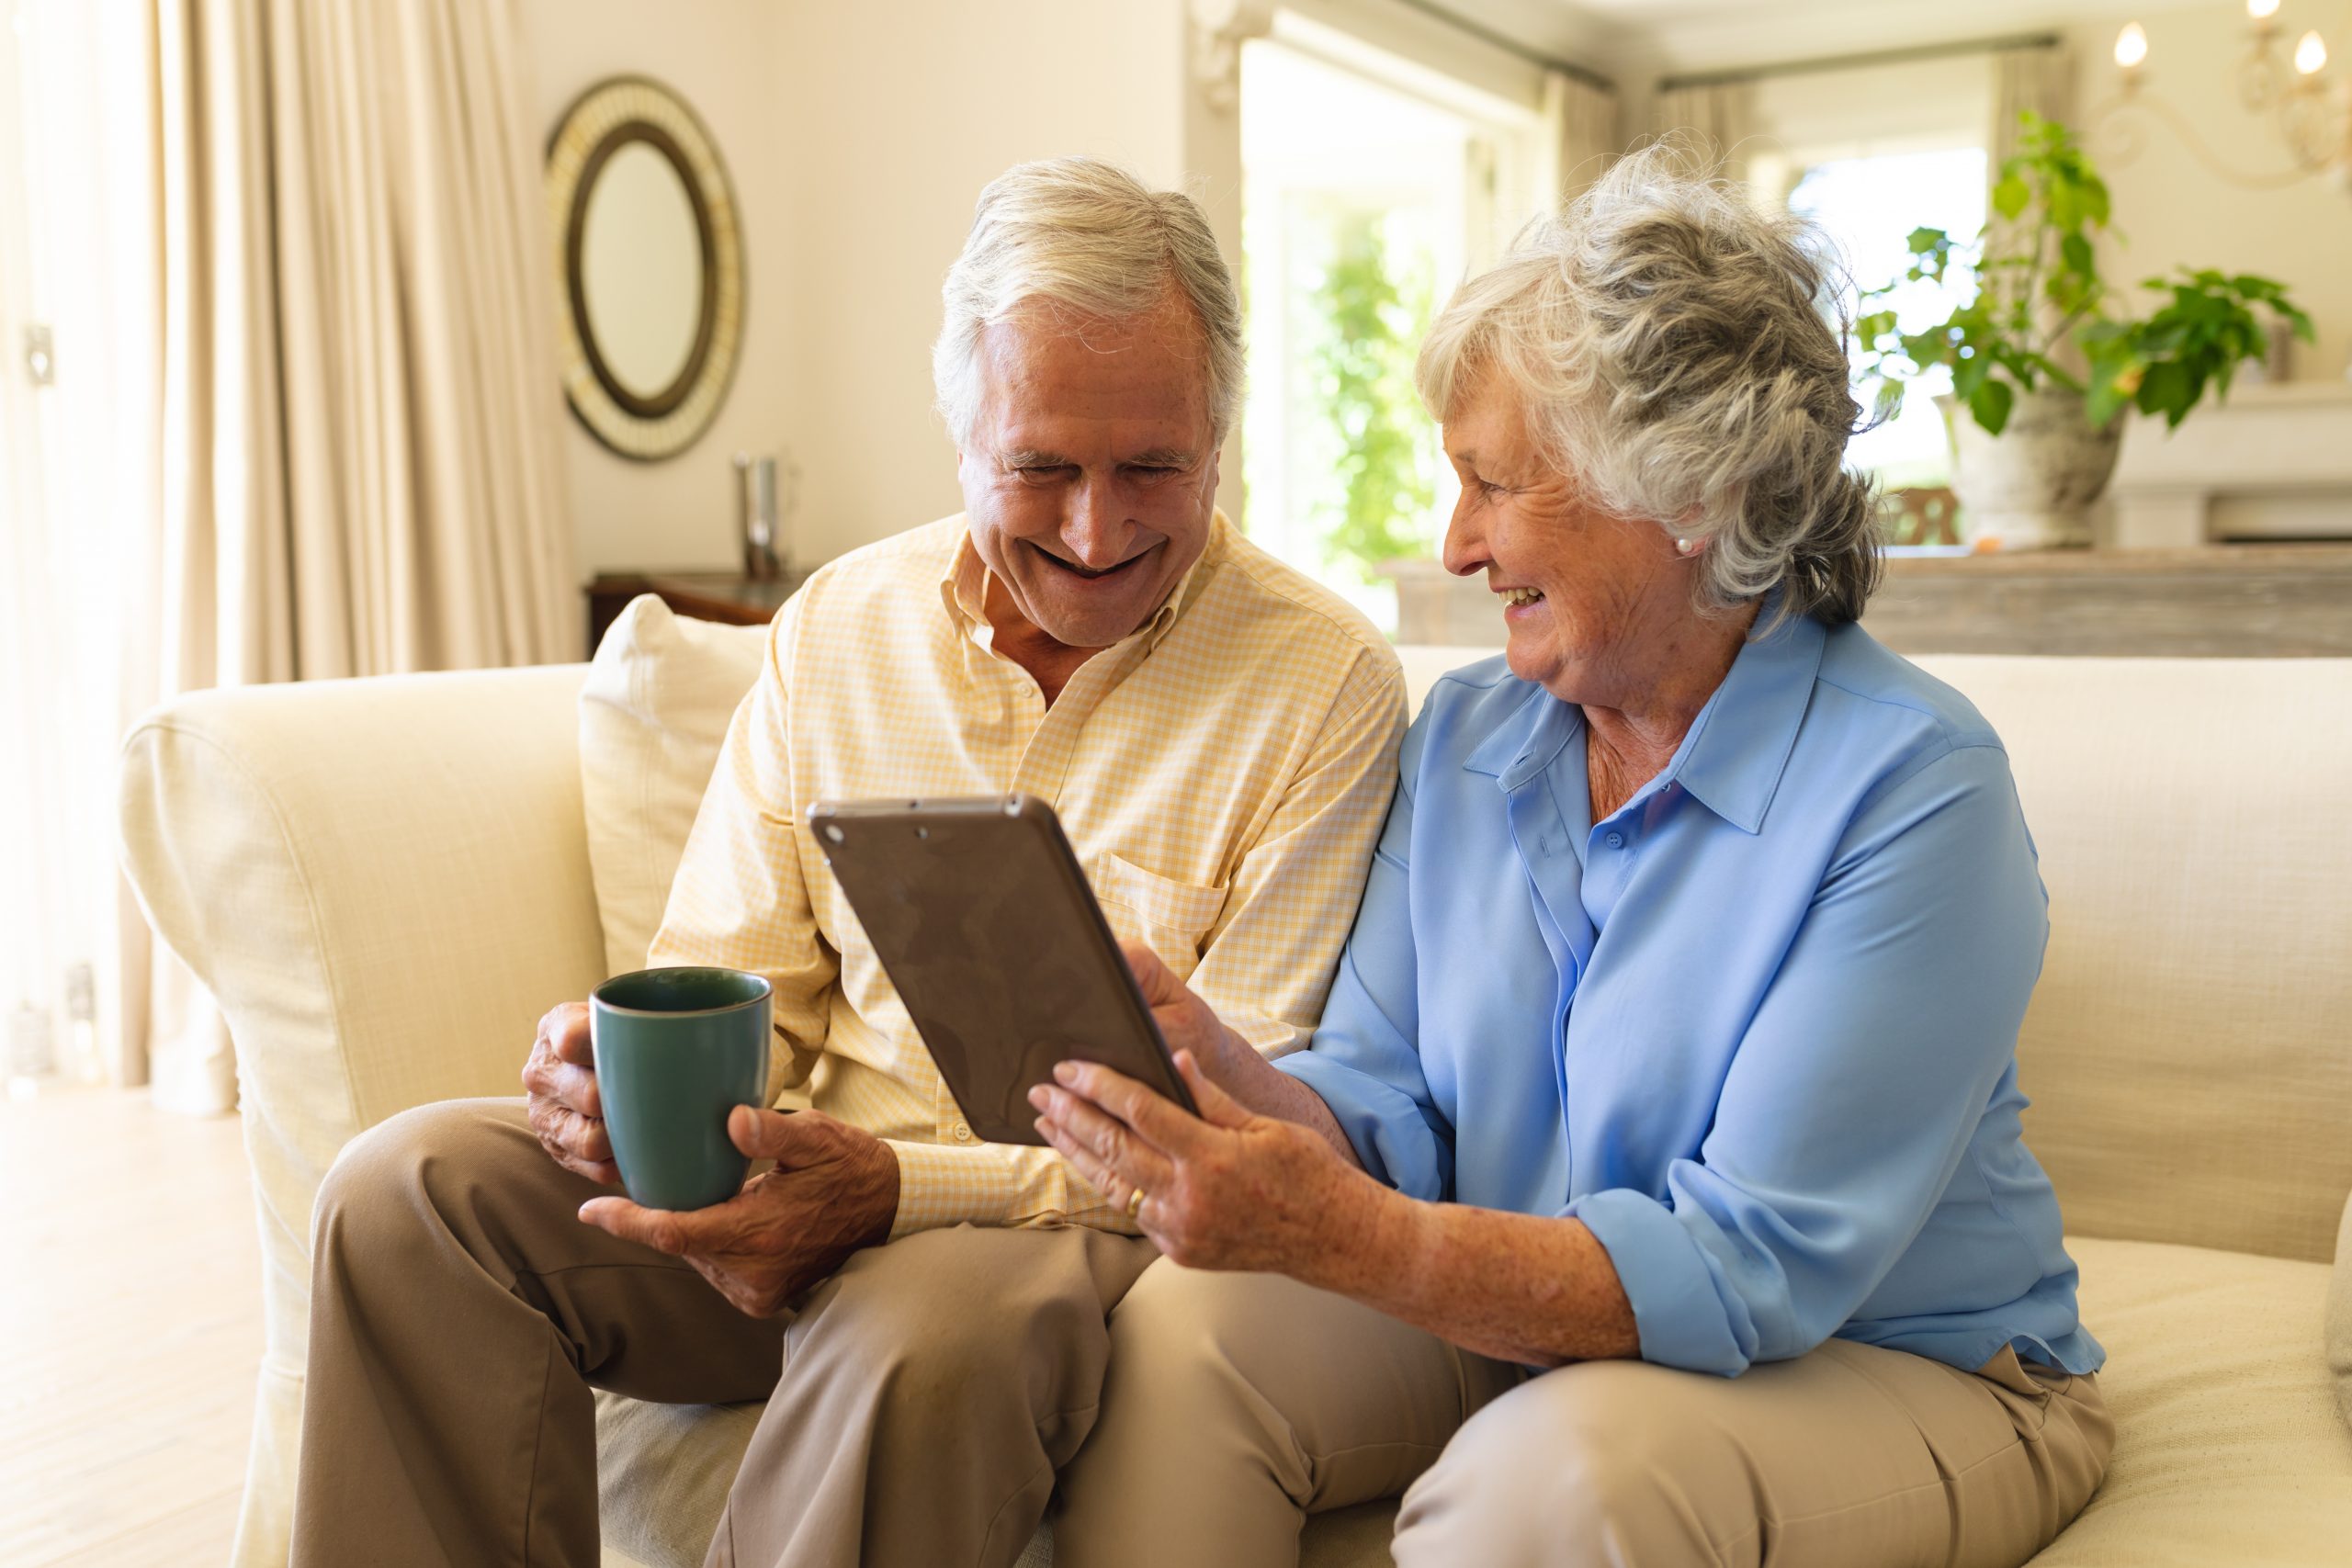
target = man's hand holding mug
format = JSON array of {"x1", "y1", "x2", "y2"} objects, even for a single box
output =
[{"x1": 522, "y1": 999, "x2": 619, "y2": 1185}]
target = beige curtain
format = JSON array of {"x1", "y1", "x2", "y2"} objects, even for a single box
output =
[
  {"x1": 1986, "y1": 41, "x2": 2079, "y2": 378},
  {"x1": 1544, "y1": 68, "x2": 1621, "y2": 205},
  {"x1": 130, "y1": 0, "x2": 574, "y2": 1110},
  {"x1": 1991, "y1": 41, "x2": 2076, "y2": 176},
  {"x1": 1654, "y1": 79, "x2": 1757, "y2": 179},
  {"x1": 159, "y1": 0, "x2": 572, "y2": 685}
]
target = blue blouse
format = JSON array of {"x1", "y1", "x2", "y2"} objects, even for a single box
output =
[{"x1": 1278, "y1": 609, "x2": 2103, "y2": 1379}]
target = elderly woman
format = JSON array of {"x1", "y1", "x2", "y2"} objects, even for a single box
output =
[{"x1": 1032, "y1": 148, "x2": 2110, "y2": 1568}]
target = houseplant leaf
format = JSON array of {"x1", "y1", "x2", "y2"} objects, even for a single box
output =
[
  {"x1": 2134, "y1": 359, "x2": 2195, "y2": 427},
  {"x1": 1969, "y1": 377, "x2": 2016, "y2": 436}
]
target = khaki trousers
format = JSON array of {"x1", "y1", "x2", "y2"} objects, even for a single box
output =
[
  {"x1": 1053, "y1": 1264, "x2": 2112, "y2": 1568},
  {"x1": 290, "y1": 1097, "x2": 1157, "y2": 1568}
]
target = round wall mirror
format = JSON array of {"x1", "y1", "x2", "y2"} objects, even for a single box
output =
[{"x1": 546, "y1": 76, "x2": 743, "y2": 461}]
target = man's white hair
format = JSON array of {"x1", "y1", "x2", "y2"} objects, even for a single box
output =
[
  {"x1": 1415, "y1": 141, "x2": 1883, "y2": 628},
  {"x1": 933, "y1": 157, "x2": 1243, "y2": 449}
]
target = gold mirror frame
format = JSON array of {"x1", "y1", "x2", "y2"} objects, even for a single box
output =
[{"x1": 545, "y1": 76, "x2": 743, "y2": 461}]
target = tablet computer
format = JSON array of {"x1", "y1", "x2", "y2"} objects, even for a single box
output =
[{"x1": 807, "y1": 794, "x2": 1198, "y2": 1145}]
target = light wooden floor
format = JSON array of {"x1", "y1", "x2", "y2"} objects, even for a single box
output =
[{"x1": 0, "y1": 1084, "x2": 260, "y2": 1565}]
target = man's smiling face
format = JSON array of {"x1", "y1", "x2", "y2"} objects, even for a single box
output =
[{"x1": 956, "y1": 288, "x2": 1221, "y2": 653}]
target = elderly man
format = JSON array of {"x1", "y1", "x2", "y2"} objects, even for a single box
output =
[{"x1": 288, "y1": 158, "x2": 1404, "y2": 1568}]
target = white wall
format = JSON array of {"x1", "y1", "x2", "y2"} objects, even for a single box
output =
[
  {"x1": 521, "y1": 0, "x2": 1233, "y2": 577},
  {"x1": 520, "y1": 1, "x2": 2352, "y2": 578},
  {"x1": 1615, "y1": 2, "x2": 2352, "y2": 391},
  {"x1": 522, "y1": 0, "x2": 796, "y2": 579},
  {"x1": 769, "y1": 0, "x2": 1230, "y2": 567},
  {"x1": 2064, "y1": 4, "x2": 2352, "y2": 389}
]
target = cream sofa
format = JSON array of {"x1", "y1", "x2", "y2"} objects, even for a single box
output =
[{"x1": 119, "y1": 607, "x2": 2352, "y2": 1568}]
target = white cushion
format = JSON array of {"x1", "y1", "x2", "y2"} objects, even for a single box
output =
[
  {"x1": 579, "y1": 595, "x2": 771, "y2": 978},
  {"x1": 1908, "y1": 657, "x2": 2352, "y2": 1265},
  {"x1": 2032, "y1": 1236, "x2": 2352, "y2": 1564}
]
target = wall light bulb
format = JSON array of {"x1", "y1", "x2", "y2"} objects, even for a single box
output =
[
  {"x1": 2294, "y1": 29, "x2": 2327, "y2": 74},
  {"x1": 2248, "y1": 0, "x2": 2280, "y2": 21},
  {"x1": 2115, "y1": 22, "x2": 2150, "y2": 70}
]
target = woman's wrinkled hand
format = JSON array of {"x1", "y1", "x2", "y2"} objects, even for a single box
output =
[
  {"x1": 1117, "y1": 940, "x2": 1285, "y2": 1113},
  {"x1": 1030, "y1": 1051, "x2": 1375, "y2": 1275}
]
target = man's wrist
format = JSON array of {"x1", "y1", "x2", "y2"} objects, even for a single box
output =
[
  {"x1": 880, "y1": 1138, "x2": 1021, "y2": 1239},
  {"x1": 857, "y1": 1140, "x2": 900, "y2": 1247}
]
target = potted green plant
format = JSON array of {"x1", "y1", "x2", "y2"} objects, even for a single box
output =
[{"x1": 1856, "y1": 112, "x2": 2313, "y2": 548}]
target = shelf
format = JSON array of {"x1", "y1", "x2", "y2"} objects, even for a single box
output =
[{"x1": 1383, "y1": 546, "x2": 2352, "y2": 657}]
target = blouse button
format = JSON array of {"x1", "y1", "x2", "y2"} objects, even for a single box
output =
[
  {"x1": 953, "y1": 1121, "x2": 973, "y2": 1143},
  {"x1": 1604, "y1": 830, "x2": 1625, "y2": 850}
]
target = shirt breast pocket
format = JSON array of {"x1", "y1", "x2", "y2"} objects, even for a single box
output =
[{"x1": 1088, "y1": 852, "x2": 1227, "y2": 979}]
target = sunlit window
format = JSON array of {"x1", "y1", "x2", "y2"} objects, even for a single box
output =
[
  {"x1": 1232, "y1": 28, "x2": 1580, "y2": 634},
  {"x1": 1788, "y1": 146, "x2": 1986, "y2": 494},
  {"x1": 1239, "y1": 40, "x2": 1477, "y2": 634}
]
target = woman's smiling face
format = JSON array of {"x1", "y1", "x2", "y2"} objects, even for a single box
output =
[{"x1": 1438, "y1": 375, "x2": 1698, "y2": 707}]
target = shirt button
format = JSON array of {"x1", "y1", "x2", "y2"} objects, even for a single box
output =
[
  {"x1": 1604, "y1": 830, "x2": 1625, "y2": 850},
  {"x1": 953, "y1": 1121, "x2": 973, "y2": 1143}
]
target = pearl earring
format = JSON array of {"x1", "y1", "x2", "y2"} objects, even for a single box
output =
[{"x1": 1675, "y1": 537, "x2": 1696, "y2": 556}]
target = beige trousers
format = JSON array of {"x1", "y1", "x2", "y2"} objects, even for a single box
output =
[
  {"x1": 294, "y1": 1096, "x2": 2109, "y2": 1567},
  {"x1": 290, "y1": 1097, "x2": 1157, "y2": 1568},
  {"x1": 1052, "y1": 1264, "x2": 2112, "y2": 1568}
]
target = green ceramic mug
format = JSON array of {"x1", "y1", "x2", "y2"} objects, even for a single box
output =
[{"x1": 590, "y1": 966, "x2": 772, "y2": 1212}]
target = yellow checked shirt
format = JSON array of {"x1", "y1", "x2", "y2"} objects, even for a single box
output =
[{"x1": 648, "y1": 513, "x2": 1407, "y2": 1237}]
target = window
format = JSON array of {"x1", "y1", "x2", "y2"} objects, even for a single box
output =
[
  {"x1": 1741, "y1": 52, "x2": 1995, "y2": 531},
  {"x1": 1788, "y1": 145, "x2": 1987, "y2": 492},
  {"x1": 1238, "y1": 26, "x2": 1547, "y2": 633},
  {"x1": 0, "y1": 0, "x2": 157, "y2": 1089}
]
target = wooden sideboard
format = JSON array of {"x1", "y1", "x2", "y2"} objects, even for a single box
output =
[
  {"x1": 1385, "y1": 546, "x2": 2352, "y2": 658},
  {"x1": 591, "y1": 549, "x2": 2352, "y2": 661},
  {"x1": 584, "y1": 569, "x2": 810, "y2": 656}
]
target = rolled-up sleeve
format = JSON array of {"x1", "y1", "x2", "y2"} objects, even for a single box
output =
[
  {"x1": 1566, "y1": 743, "x2": 2050, "y2": 1375},
  {"x1": 1276, "y1": 723, "x2": 1456, "y2": 1201}
]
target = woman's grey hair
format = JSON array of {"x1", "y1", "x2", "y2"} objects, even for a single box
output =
[
  {"x1": 933, "y1": 158, "x2": 1243, "y2": 449},
  {"x1": 1415, "y1": 141, "x2": 1883, "y2": 628}
]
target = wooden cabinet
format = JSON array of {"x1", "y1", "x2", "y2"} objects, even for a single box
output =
[
  {"x1": 1858, "y1": 545, "x2": 2352, "y2": 657},
  {"x1": 1383, "y1": 546, "x2": 2352, "y2": 658},
  {"x1": 583, "y1": 569, "x2": 810, "y2": 657}
]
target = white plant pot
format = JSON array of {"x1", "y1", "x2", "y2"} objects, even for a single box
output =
[{"x1": 1941, "y1": 387, "x2": 2123, "y2": 550}]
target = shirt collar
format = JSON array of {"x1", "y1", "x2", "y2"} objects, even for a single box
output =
[
  {"x1": 1464, "y1": 682, "x2": 1579, "y2": 785},
  {"x1": 1668, "y1": 602, "x2": 1825, "y2": 834},
  {"x1": 1462, "y1": 597, "x2": 1826, "y2": 836},
  {"x1": 938, "y1": 511, "x2": 1227, "y2": 655}
]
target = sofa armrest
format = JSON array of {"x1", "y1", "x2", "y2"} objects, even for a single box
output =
[
  {"x1": 120, "y1": 660, "x2": 613, "y2": 1567},
  {"x1": 121, "y1": 662, "x2": 610, "y2": 1135}
]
